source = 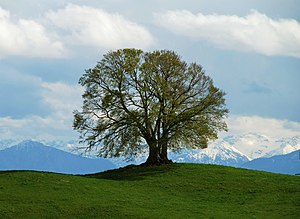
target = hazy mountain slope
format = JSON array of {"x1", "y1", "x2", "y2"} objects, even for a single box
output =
[
  {"x1": 242, "y1": 150, "x2": 300, "y2": 175},
  {"x1": 0, "y1": 140, "x2": 115, "y2": 174}
]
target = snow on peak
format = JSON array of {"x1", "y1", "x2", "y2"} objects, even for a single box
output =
[
  {"x1": 170, "y1": 141, "x2": 250, "y2": 167},
  {"x1": 221, "y1": 133, "x2": 300, "y2": 160}
]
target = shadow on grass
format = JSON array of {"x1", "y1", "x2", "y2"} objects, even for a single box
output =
[
  {"x1": 83, "y1": 163, "x2": 180, "y2": 181},
  {"x1": 0, "y1": 170, "x2": 45, "y2": 174}
]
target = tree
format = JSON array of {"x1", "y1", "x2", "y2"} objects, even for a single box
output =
[{"x1": 73, "y1": 49, "x2": 228, "y2": 166}]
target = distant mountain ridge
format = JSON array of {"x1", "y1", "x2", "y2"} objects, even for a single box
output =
[
  {"x1": 1, "y1": 134, "x2": 300, "y2": 175},
  {"x1": 0, "y1": 140, "x2": 115, "y2": 174},
  {"x1": 241, "y1": 150, "x2": 300, "y2": 175},
  {"x1": 1, "y1": 133, "x2": 299, "y2": 160}
]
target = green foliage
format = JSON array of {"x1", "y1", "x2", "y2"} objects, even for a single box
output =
[
  {"x1": 74, "y1": 49, "x2": 228, "y2": 162},
  {"x1": 0, "y1": 164, "x2": 299, "y2": 218}
]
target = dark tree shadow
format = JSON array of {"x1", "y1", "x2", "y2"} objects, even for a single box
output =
[
  {"x1": 0, "y1": 170, "x2": 24, "y2": 174},
  {"x1": 83, "y1": 163, "x2": 180, "y2": 181}
]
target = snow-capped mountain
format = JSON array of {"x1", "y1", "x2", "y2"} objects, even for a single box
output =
[
  {"x1": 109, "y1": 133, "x2": 300, "y2": 167},
  {"x1": 222, "y1": 133, "x2": 300, "y2": 160},
  {"x1": 242, "y1": 150, "x2": 300, "y2": 175},
  {"x1": 266, "y1": 136, "x2": 300, "y2": 157},
  {"x1": 0, "y1": 140, "x2": 116, "y2": 174},
  {"x1": 222, "y1": 133, "x2": 274, "y2": 160},
  {"x1": 110, "y1": 142, "x2": 249, "y2": 167},
  {"x1": 0, "y1": 138, "x2": 80, "y2": 153},
  {"x1": 0, "y1": 139, "x2": 23, "y2": 150},
  {"x1": 170, "y1": 142, "x2": 249, "y2": 167}
]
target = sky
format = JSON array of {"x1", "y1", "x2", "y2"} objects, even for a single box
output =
[{"x1": 0, "y1": 0, "x2": 300, "y2": 143}]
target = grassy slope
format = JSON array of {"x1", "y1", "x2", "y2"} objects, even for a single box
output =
[{"x1": 0, "y1": 164, "x2": 299, "y2": 218}]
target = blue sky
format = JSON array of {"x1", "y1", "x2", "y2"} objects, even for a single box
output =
[{"x1": 0, "y1": 0, "x2": 299, "y2": 142}]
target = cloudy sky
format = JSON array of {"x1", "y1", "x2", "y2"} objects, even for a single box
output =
[{"x1": 0, "y1": 0, "x2": 299, "y2": 142}]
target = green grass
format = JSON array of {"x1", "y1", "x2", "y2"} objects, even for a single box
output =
[{"x1": 0, "y1": 164, "x2": 299, "y2": 218}]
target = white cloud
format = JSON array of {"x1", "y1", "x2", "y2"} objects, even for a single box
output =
[
  {"x1": 46, "y1": 4, "x2": 155, "y2": 50},
  {"x1": 0, "y1": 4, "x2": 154, "y2": 59},
  {"x1": 0, "y1": 6, "x2": 66, "y2": 58},
  {"x1": 155, "y1": 10, "x2": 300, "y2": 58},
  {"x1": 41, "y1": 82, "x2": 83, "y2": 119},
  {"x1": 226, "y1": 115, "x2": 300, "y2": 139},
  {"x1": 0, "y1": 81, "x2": 83, "y2": 141},
  {"x1": 0, "y1": 116, "x2": 74, "y2": 141}
]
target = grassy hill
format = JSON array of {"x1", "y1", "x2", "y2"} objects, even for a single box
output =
[{"x1": 0, "y1": 163, "x2": 299, "y2": 218}]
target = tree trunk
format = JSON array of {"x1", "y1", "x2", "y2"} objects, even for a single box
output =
[
  {"x1": 142, "y1": 140, "x2": 173, "y2": 166},
  {"x1": 161, "y1": 143, "x2": 172, "y2": 164},
  {"x1": 144, "y1": 145, "x2": 161, "y2": 166}
]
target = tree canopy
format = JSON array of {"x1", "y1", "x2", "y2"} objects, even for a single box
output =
[{"x1": 73, "y1": 48, "x2": 228, "y2": 165}]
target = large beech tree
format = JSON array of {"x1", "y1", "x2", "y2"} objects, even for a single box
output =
[{"x1": 73, "y1": 49, "x2": 228, "y2": 165}]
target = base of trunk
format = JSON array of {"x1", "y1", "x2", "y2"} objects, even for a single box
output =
[
  {"x1": 142, "y1": 143, "x2": 172, "y2": 166},
  {"x1": 141, "y1": 156, "x2": 173, "y2": 166}
]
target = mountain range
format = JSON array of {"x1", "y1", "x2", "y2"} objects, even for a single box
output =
[
  {"x1": 221, "y1": 133, "x2": 300, "y2": 159},
  {"x1": 170, "y1": 143, "x2": 249, "y2": 167},
  {"x1": 2, "y1": 132, "x2": 299, "y2": 159},
  {"x1": 0, "y1": 140, "x2": 115, "y2": 174},
  {"x1": 0, "y1": 133, "x2": 299, "y2": 175},
  {"x1": 110, "y1": 133, "x2": 300, "y2": 166},
  {"x1": 109, "y1": 143, "x2": 250, "y2": 168}
]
